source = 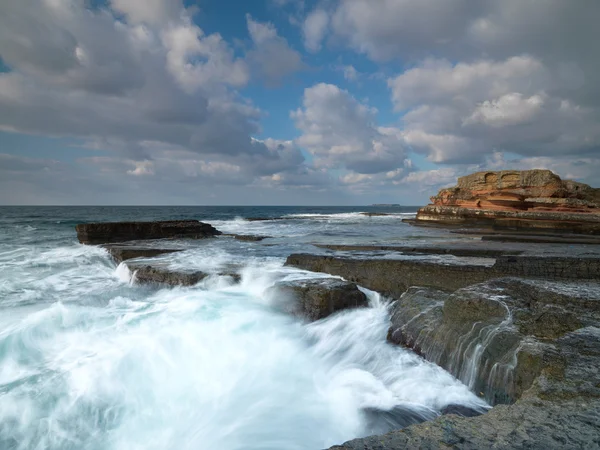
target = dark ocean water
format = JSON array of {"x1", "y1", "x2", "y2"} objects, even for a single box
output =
[{"x1": 0, "y1": 206, "x2": 488, "y2": 450}]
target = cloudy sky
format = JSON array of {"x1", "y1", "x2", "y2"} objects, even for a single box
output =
[{"x1": 1, "y1": 0, "x2": 599, "y2": 205}]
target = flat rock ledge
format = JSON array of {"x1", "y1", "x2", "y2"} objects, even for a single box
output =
[
  {"x1": 286, "y1": 254, "x2": 600, "y2": 297},
  {"x1": 76, "y1": 220, "x2": 221, "y2": 245},
  {"x1": 268, "y1": 278, "x2": 368, "y2": 321}
]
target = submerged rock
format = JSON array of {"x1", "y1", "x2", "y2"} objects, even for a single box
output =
[
  {"x1": 104, "y1": 245, "x2": 182, "y2": 263},
  {"x1": 412, "y1": 169, "x2": 600, "y2": 234},
  {"x1": 76, "y1": 220, "x2": 221, "y2": 245},
  {"x1": 129, "y1": 264, "x2": 209, "y2": 286},
  {"x1": 268, "y1": 278, "x2": 368, "y2": 321}
]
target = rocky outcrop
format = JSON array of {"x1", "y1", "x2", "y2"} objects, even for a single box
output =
[
  {"x1": 286, "y1": 254, "x2": 600, "y2": 293},
  {"x1": 104, "y1": 245, "x2": 182, "y2": 263},
  {"x1": 286, "y1": 255, "x2": 496, "y2": 296},
  {"x1": 75, "y1": 220, "x2": 221, "y2": 245},
  {"x1": 330, "y1": 279, "x2": 600, "y2": 450},
  {"x1": 268, "y1": 278, "x2": 368, "y2": 321},
  {"x1": 413, "y1": 170, "x2": 600, "y2": 234}
]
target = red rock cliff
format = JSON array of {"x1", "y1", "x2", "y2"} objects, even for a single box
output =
[{"x1": 414, "y1": 170, "x2": 600, "y2": 234}]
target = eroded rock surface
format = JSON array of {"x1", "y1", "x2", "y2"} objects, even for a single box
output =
[
  {"x1": 76, "y1": 220, "x2": 221, "y2": 245},
  {"x1": 413, "y1": 170, "x2": 600, "y2": 234},
  {"x1": 329, "y1": 281, "x2": 600, "y2": 450},
  {"x1": 268, "y1": 278, "x2": 368, "y2": 321}
]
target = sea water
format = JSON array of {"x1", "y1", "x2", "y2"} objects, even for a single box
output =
[{"x1": 0, "y1": 206, "x2": 488, "y2": 450}]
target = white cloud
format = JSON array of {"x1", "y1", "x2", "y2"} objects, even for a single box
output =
[
  {"x1": 111, "y1": 0, "x2": 182, "y2": 25},
  {"x1": 302, "y1": 9, "x2": 329, "y2": 52},
  {"x1": 464, "y1": 93, "x2": 546, "y2": 128},
  {"x1": 292, "y1": 83, "x2": 409, "y2": 174},
  {"x1": 246, "y1": 15, "x2": 304, "y2": 84},
  {"x1": 389, "y1": 57, "x2": 600, "y2": 163}
]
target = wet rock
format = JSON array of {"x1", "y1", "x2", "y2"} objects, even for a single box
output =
[
  {"x1": 285, "y1": 254, "x2": 498, "y2": 297},
  {"x1": 129, "y1": 264, "x2": 208, "y2": 286},
  {"x1": 440, "y1": 404, "x2": 485, "y2": 418},
  {"x1": 268, "y1": 278, "x2": 368, "y2": 321},
  {"x1": 493, "y1": 255, "x2": 600, "y2": 279},
  {"x1": 104, "y1": 245, "x2": 182, "y2": 263},
  {"x1": 313, "y1": 244, "x2": 522, "y2": 258},
  {"x1": 387, "y1": 277, "x2": 600, "y2": 406},
  {"x1": 412, "y1": 169, "x2": 600, "y2": 234},
  {"x1": 222, "y1": 234, "x2": 270, "y2": 242},
  {"x1": 482, "y1": 234, "x2": 600, "y2": 245},
  {"x1": 75, "y1": 220, "x2": 221, "y2": 245},
  {"x1": 328, "y1": 294, "x2": 600, "y2": 450},
  {"x1": 362, "y1": 405, "x2": 436, "y2": 436}
]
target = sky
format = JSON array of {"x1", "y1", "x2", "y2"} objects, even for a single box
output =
[{"x1": 0, "y1": 0, "x2": 599, "y2": 205}]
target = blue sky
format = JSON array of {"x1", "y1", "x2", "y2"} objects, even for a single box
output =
[{"x1": 0, "y1": 0, "x2": 598, "y2": 205}]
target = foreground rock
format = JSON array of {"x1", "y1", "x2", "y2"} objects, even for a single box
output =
[
  {"x1": 76, "y1": 220, "x2": 221, "y2": 245},
  {"x1": 412, "y1": 170, "x2": 600, "y2": 234},
  {"x1": 330, "y1": 279, "x2": 600, "y2": 450},
  {"x1": 268, "y1": 278, "x2": 368, "y2": 321}
]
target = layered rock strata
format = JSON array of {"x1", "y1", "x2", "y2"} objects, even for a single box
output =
[
  {"x1": 413, "y1": 170, "x2": 600, "y2": 234},
  {"x1": 75, "y1": 220, "x2": 221, "y2": 245},
  {"x1": 286, "y1": 254, "x2": 600, "y2": 294}
]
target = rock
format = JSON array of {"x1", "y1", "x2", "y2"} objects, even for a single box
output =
[
  {"x1": 104, "y1": 245, "x2": 182, "y2": 263},
  {"x1": 268, "y1": 278, "x2": 368, "y2": 321},
  {"x1": 75, "y1": 220, "x2": 221, "y2": 245},
  {"x1": 359, "y1": 212, "x2": 393, "y2": 217},
  {"x1": 286, "y1": 254, "x2": 498, "y2": 297},
  {"x1": 482, "y1": 234, "x2": 600, "y2": 244},
  {"x1": 440, "y1": 404, "x2": 485, "y2": 418},
  {"x1": 412, "y1": 170, "x2": 600, "y2": 234},
  {"x1": 129, "y1": 264, "x2": 209, "y2": 286},
  {"x1": 328, "y1": 288, "x2": 600, "y2": 450},
  {"x1": 387, "y1": 278, "x2": 599, "y2": 406},
  {"x1": 361, "y1": 405, "x2": 436, "y2": 436},
  {"x1": 222, "y1": 234, "x2": 269, "y2": 242},
  {"x1": 313, "y1": 244, "x2": 522, "y2": 258},
  {"x1": 286, "y1": 254, "x2": 600, "y2": 297}
]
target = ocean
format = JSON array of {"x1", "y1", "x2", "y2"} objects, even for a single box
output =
[{"x1": 0, "y1": 206, "x2": 488, "y2": 450}]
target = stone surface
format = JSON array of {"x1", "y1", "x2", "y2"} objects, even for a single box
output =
[
  {"x1": 413, "y1": 170, "x2": 600, "y2": 234},
  {"x1": 104, "y1": 245, "x2": 182, "y2": 263},
  {"x1": 328, "y1": 281, "x2": 600, "y2": 450},
  {"x1": 285, "y1": 254, "x2": 496, "y2": 297},
  {"x1": 75, "y1": 220, "x2": 221, "y2": 245},
  {"x1": 222, "y1": 234, "x2": 269, "y2": 242},
  {"x1": 313, "y1": 244, "x2": 522, "y2": 258},
  {"x1": 268, "y1": 278, "x2": 368, "y2": 321},
  {"x1": 129, "y1": 264, "x2": 209, "y2": 286},
  {"x1": 286, "y1": 254, "x2": 600, "y2": 294}
]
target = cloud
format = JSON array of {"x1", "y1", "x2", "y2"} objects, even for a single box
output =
[
  {"x1": 111, "y1": 0, "x2": 183, "y2": 25},
  {"x1": 389, "y1": 56, "x2": 600, "y2": 164},
  {"x1": 292, "y1": 83, "x2": 409, "y2": 174},
  {"x1": 302, "y1": 9, "x2": 329, "y2": 52},
  {"x1": 0, "y1": 0, "x2": 315, "y2": 202},
  {"x1": 246, "y1": 15, "x2": 304, "y2": 85}
]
